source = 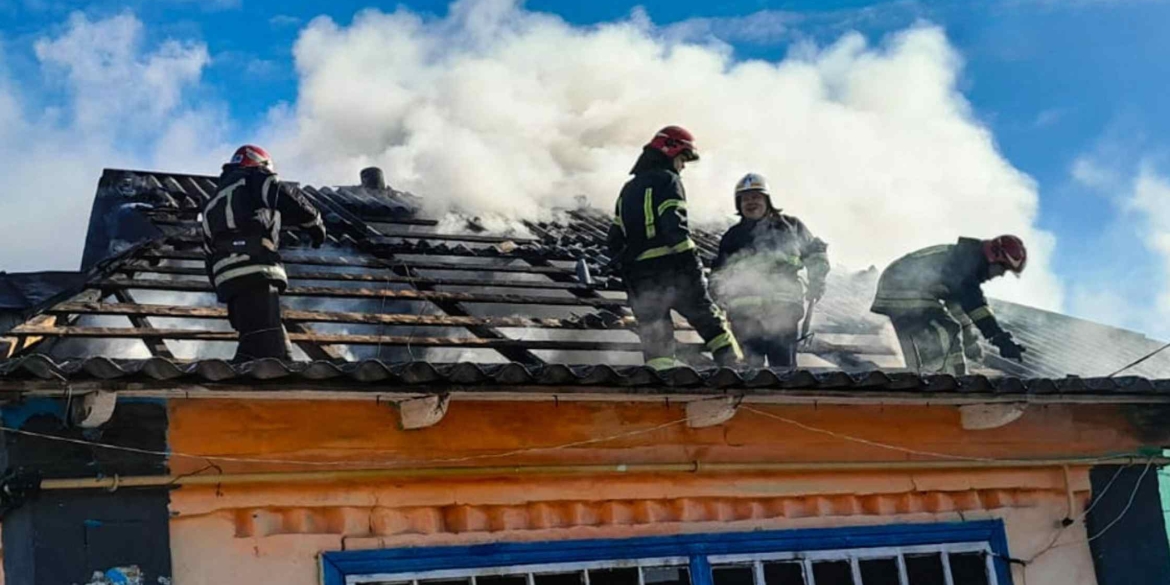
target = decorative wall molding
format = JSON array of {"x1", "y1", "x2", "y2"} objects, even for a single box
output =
[{"x1": 216, "y1": 489, "x2": 1077, "y2": 538}]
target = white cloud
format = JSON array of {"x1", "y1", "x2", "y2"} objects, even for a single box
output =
[
  {"x1": 663, "y1": 10, "x2": 800, "y2": 45},
  {"x1": 259, "y1": 0, "x2": 1063, "y2": 310},
  {"x1": 0, "y1": 11, "x2": 227, "y2": 271},
  {"x1": 1128, "y1": 164, "x2": 1170, "y2": 314},
  {"x1": 1071, "y1": 155, "x2": 1118, "y2": 190},
  {"x1": 269, "y1": 14, "x2": 302, "y2": 28},
  {"x1": 1032, "y1": 107, "x2": 1067, "y2": 128},
  {"x1": 33, "y1": 12, "x2": 208, "y2": 133}
]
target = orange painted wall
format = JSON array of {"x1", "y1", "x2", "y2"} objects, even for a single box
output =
[
  {"x1": 166, "y1": 399, "x2": 1146, "y2": 474},
  {"x1": 165, "y1": 398, "x2": 1142, "y2": 585}
]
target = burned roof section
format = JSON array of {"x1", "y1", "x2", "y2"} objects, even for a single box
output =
[{"x1": 1, "y1": 167, "x2": 1167, "y2": 383}]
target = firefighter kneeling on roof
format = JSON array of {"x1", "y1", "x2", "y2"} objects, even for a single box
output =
[
  {"x1": 607, "y1": 126, "x2": 743, "y2": 370},
  {"x1": 712, "y1": 173, "x2": 829, "y2": 368},
  {"x1": 201, "y1": 145, "x2": 327, "y2": 362},
  {"x1": 870, "y1": 235, "x2": 1028, "y2": 375}
]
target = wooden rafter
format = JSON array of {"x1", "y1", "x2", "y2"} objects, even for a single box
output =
[
  {"x1": 8, "y1": 324, "x2": 893, "y2": 356},
  {"x1": 308, "y1": 186, "x2": 546, "y2": 365}
]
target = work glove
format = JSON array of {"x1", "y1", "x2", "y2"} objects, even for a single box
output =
[
  {"x1": 305, "y1": 222, "x2": 327, "y2": 249},
  {"x1": 989, "y1": 331, "x2": 1025, "y2": 362},
  {"x1": 962, "y1": 326, "x2": 984, "y2": 361},
  {"x1": 806, "y1": 280, "x2": 826, "y2": 302}
]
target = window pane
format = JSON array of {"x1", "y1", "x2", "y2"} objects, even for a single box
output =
[
  {"x1": 479, "y1": 577, "x2": 528, "y2": 585},
  {"x1": 712, "y1": 566, "x2": 754, "y2": 585},
  {"x1": 812, "y1": 561, "x2": 854, "y2": 585},
  {"x1": 589, "y1": 568, "x2": 640, "y2": 585},
  {"x1": 905, "y1": 554, "x2": 945, "y2": 585},
  {"x1": 421, "y1": 580, "x2": 471, "y2": 585},
  {"x1": 534, "y1": 573, "x2": 583, "y2": 585},
  {"x1": 948, "y1": 554, "x2": 989, "y2": 585},
  {"x1": 762, "y1": 562, "x2": 805, "y2": 585},
  {"x1": 642, "y1": 566, "x2": 690, "y2": 585},
  {"x1": 859, "y1": 559, "x2": 900, "y2": 585}
]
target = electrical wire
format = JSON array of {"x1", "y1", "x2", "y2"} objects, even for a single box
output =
[
  {"x1": 1024, "y1": 462, "x2": 1131, "y2": 564},
  {"x1": 6, "y1": 399, "x2": 1149, "y2": 471},
  {"x1": 1084, "y1": 458, "x2": 1156, "y2": 543},
  {"x1": 1106, "y1": 341, "x2": 1170, "y2": 377},
  {"x1": 0, "y1": 417, "x2": 688, "y2": 468},
  {"x1": 742, "y1": 406, "x2": 997, "y2": 463},
  {"x1": 1021, "y1": 456, "x2": 1158, "y2": 571}
]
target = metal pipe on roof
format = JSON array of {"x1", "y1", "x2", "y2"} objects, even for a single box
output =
[{"x1": 35, "y1": 456, "x2": 1169, "y2": 491}]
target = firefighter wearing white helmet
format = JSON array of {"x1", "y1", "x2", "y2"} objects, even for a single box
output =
[{"x1": 711, "y1": 173, "x2": 830, "y2": 367}]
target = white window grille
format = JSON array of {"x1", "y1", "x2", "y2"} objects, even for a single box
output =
[
  {"x1": 350, "y1": 557, "x2": 691, "y2": 585},
  {"x1": 708, "y1": 542, "x2": 998, "y2": 585},
  {"x1": 347, "y1": 542, "x2": 997, "y2": 585}
]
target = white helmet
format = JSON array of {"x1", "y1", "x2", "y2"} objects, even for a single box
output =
[{"x1": 735, "y1": 172, "x2": 770, "y2": 195}]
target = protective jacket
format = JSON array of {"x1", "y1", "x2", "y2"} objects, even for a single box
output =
[
  {"x1": 201, "y1": 166, "x2": 323, "y2": 301},
  {"x1": 712, "y1": 212, "x2": 829, "y2": 309},
  {"x1": 607, "y1": 151, "x2": 696, "y2": 264},
  {"x1": 870, "y1": 237, "x2": 1005, "y2": 339}
]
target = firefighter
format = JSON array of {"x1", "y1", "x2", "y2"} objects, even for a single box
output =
[
  {"x1": 870, "y1": 235, "x2": 1028, "y2": 375},
  {"x1": 712, "y1": 173, "x2": 829, "y2": 367},
  {"x1": 607, "y1": 126, "x2": 743, "y2": 369},
  {"x1": 201, "y1": 145, "x2": 327, "y2": 362}
]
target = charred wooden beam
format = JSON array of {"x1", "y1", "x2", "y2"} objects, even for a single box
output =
[
  {"x1": 285, "y1": 322, "x2": 346, "y2": 361},
  {"x1": 50, "y1": 302, "x2": 640, "y2": 330},
  {"x1": 141, "y1": 250, "x2": 581, "y2": 276},
  {"x1": 363, "y1": 216, "x2": 439, "y2": 226},
  {"x1": 371, "y1": 232, "x2": 538, "y2": 245},
  {"x1": 116, "y1": 263, "x2": 618, "y2": 293},
  {"x1": 307, "y1": 186, "x2": 545, "y2": 365},
  {"x1": 111, "y1": 290, "x2": 174, "y2": 359},
  {"x1": 7, "y1": 325, "x2": 644, "y2": 351},
  {"x1": 91, "y1": 279, "x2": 621, "y2": 307}
]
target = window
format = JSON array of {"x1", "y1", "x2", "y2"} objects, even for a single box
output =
[
  {"x1": 709, "y1": 543, "x2": 996, "y2": 585},
  {"x1": 322, "y1": 521, "x2": 1013, "y2": 585},
  {"x1": 353, "y1": 558, "x2": 691, "y2": 585}
]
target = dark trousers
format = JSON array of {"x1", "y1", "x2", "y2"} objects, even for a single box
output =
[
  {"x1": 227, "y1": 284, "x2": 291, "y2": 362},
  {"x1": 729, "y1": 303, "x2": 804, "y2": 368},
  {"x1": 624, "y1": 254, "x2": 740, "y2": 366},
  {"x1": 889, "y1": 309, "x2": 965, "y2": 375}
]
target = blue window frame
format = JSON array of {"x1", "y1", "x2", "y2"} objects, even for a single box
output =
[{"x1": 321, "y1": 520, "x2": 1013, "y2": 585}]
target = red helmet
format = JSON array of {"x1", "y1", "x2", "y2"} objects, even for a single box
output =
[
  {"x1": 645, "y1": 126, "x2": 699, "y2": 161},
  {"x1": 228, "y1": 145, "x2": 274, "y2": 171},
  {"x1": 983, "y1": 235, "x2": 1027, "y2": 273}
]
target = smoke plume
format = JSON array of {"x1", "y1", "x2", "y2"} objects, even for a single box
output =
[{"x1": 0, "y1": 1, "x2": 1062, "y2": 313}]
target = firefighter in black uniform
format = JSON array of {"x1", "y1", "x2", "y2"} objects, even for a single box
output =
[
  {"x1": 201, "y1": 145, "x2": 327, "y2": 362},
  {"x1": 712, "y1": 173, "x2": 829, "y2": 368},
  {"x1": 870, "y1": 235, "x2": 1028, "y2": 375},
  {"x1": 607, "y1": 126, "x2": 742, "y2": 369}
]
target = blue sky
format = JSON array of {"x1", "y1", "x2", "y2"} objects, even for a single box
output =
[{"x1": 1, "y1": 0, "x2": 1169, "y2": 337}]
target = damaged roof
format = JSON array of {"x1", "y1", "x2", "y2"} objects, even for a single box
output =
[{"x1": 0, "y1": 167, "x2": 1167, "y2": 392}]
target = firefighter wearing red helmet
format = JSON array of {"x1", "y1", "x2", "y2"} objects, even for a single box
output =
[
  {"x1": 201, "y1": 145, "x2": 327, "y2": 362},
  {"x1": 607, "y1": 126, "x2": 743, "y2": 369},
  {"x1": 870, "y1": 235, "x2": 1027, "y2": 375}
]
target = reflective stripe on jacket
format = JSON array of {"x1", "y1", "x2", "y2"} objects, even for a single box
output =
[
  {"x1": 870, "y1": 238, "x2": 1004, "y2": 339},
  {"x1": 202, "y1": 167, "x2": 322, "y2": 300},
  {"x1": 607, "y1": 167, "x2": 696, "y2": 264}
]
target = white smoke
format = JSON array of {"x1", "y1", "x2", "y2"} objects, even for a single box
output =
[
  {"x1": 0, "y1": 2, "x2": 1061, "y2": 314},
  {"x1": 0, "y1": 11, "x2": 227, "y2": 272},
  {"x1": 260, "y1": 0, "x2": 1062, "y2": 310}
]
